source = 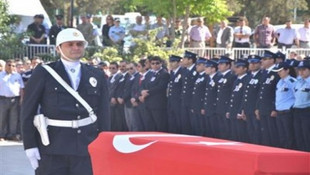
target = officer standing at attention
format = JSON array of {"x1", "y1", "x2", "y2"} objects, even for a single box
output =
[
  {"x1": 49, "y1": 15, "x2": 66, "y2": 45},
  {"x1": 293, "y1": 60, "x2": 310, "y2": 151},
  {"x1": 272, "y1": 61, "x2": 296, "y2": 149},
  {"x1": 141, "y1": 56, "x2": 170, "y2": 131},
  {"x1": 226, "y1": 59, "x2": 249, "y2": 142},
  {"x1": 180, "y1": 51, "x2": 198, "y2": 134},
  {"x1": 190, "y1": 58, "x2": 207, "y2": 136},
  {"x1": 255, "y1": 50, "x2": 280, "y2": 147},
  {"x1": 21, "y1": 28, "x2": 110, "y2": 175},
  {"x1": 203, "y1": 60, "x2": 221, "y2": 137},
  {"x1": 241, "y1": 55, "x2": 262, "y2": 144},
  {"x1": 167, "y1": 55, "x2": 184, "y2": 133},
  {"x1": 216, "y1": 56, "x2": 236, "y2": 139}
]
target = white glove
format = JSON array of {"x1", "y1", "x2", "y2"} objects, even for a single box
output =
[{"x1": 25, "y1": 147, "x2": 41, "y2": 170}]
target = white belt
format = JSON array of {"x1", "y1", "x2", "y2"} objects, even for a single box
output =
[{"x1": 45, "y1": 114, "x2": 97, "y2": 128}]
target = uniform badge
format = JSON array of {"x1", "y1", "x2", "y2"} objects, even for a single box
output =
[
  {"x1": 218, "y1": 78, "x2": 224, "y2": 83},
  {"x1": 89, "y1": 77, "x2": 97, "y2": 87},
  {"x1": 193, "y1": 71, "x2": 197, "y2": 76},
  {"x1": 151, "y1": 77, "x2": 156, "y2": 82},
  {"x1": 175, "y1": 74, "x2": 181, "y2": 83},
  {"x1": 210, "y1": 81, "x2": 215, "y2": 87},
  {"x1": 223, "y1": 79, "x2": 227, "y2": 84},
  {"x1": 270, "y1": 75, "x2": 275, "y2": 81}
]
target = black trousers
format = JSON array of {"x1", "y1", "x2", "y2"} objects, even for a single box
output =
[
  {"x1": 293, "y1": 108, "x2": 310, "y2": 151},
  {"x1": 36, "y1": 154, "x2": 92, "y2": 175},
  {"x1": 0, "y1": 97, "x2": 20, "y2": 138},
  {"x1": 234, "y1": 42, "x2": 250, "y2": 48},
  {"x1": 110, "y1": 104, "x2": 128, "y2": 131},
  {"x1": 260, "y1": 114, "x2": 279, "y2": 147},
  {"x1": 204, "y1": 114, "x2": 218, "y2": 138},
  {"x1": 180, "y1": 105, "x2": 192, "y2": 134},
  {"x1": 216, "y1": 113, "x2": 231, "y2": 140},
  {"x1": 191, "y1": 110, "x2": 205, "y2": 136},
  {"x1": 144, "y1": 107, "x2": 167, "y2": 132},
  {"x1": 245, "y1": 112, "x2": 261, "y2": 144},
  {"x1": 167, "y1": 101, "x2": 182, "y2": 133},
  {"x1": 276, "y1": 111, "x2": 294, "y2": 149}
]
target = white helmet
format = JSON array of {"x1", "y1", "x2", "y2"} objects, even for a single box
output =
[{"x1": 56, "y1": 28, "x2": 88, "y2": 48}]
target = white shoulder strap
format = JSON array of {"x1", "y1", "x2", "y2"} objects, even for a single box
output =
[{"x1": 42, "y1": 65, "x2": 94, "y2": 115}]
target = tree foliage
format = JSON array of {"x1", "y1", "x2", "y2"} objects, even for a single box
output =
[{"x1": 0, "y1": 0, "x2": 11, "y2": 34}]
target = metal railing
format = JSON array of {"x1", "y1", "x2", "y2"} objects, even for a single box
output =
[{"x1": 14, "y1": 44, "x2": 310, "y2": 60}]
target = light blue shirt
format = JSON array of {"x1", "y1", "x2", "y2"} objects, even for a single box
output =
[
  {"x1": 0, "y1": 71, "x2": 24, "y2": 97},
  {"x1": 276, "y1": 76, "x2": 296, "y2": 111},
  {"x1": 108, "y1": 26, "x2": 125, "y2": 42},
  {"x1": 293, "y1": 76, "x2": 310, "y2": 108}
]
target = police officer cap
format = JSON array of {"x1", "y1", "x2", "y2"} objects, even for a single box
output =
[
  {"x1": 234, "y1": 59, "x2": 249, "y2": 67},
  {"x1": 210, "y1": 57, "x2": 219, "y2": 63},
  {"x1": 272, "y1": 61, "x2": 290, "y2": 72},
  {"x1": 275, "y1": 51, "x2": 286, "y2": 61},
  {"x1": 247, "y1": 55, "x2": 261, "y2": 63},
  {"x1": 297, "y1": 60, "x2": 310, "y2": 69},
  {"x1": 55, "y1": 14, "x2": 63, "y2": 20},
  {"x1": 86, "y1": 14, "x2": 92, "y2": 19},
  {"x1": 262, "y1": 50, "x2": 277, "y2": 59},
  {"x1": 56, "y1": 28, "x2": 88, "y2": 48},
  {"x1": 184, "y1": 51, "x2": 197, "y2": 60},
  {"x1": 304, "y1": 55, "x2": 310, "y2": 60},
  {"x1": 197, "y1": 57, "x2": 207, "y2": 64},
  {"x1": 205, "y1": 60, "x2": 218, "y2": 67},
  {"x1": 218, "y1": 55, "x2": 233, "y2": 64},
  {"x1": 169, "y1": 55, "x2": 182, "y2": 62},
  {"x1": 34, "y1": 14, "x2": 44, "y2": 19},
  {"x1": 287, "y1": 59, "x2": 300, "y2": 67}
]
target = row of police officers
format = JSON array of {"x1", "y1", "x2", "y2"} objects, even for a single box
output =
[{"x1": 108, "y1": 50, "x2": 310, "y2": 152}]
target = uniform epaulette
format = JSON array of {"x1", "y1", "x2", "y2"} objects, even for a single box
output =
[{"x1": 289, "y1": 78, "x2": 296, "y2": 83}]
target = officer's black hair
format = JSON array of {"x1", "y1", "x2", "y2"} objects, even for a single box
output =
[
  {"x1": 150, "y1": 56, "x2": 162, "y2": 63},
  {"x1": 284, "y1": 67, "x2": 297, "y2": 78},
  {"x1": 138, "y1": 59, "x2": 147, "y2": 67},
  {"x1": 110, "y1": 61, "x2": 119, "y2": 68},
  {"x1": 120, "y1": 60, "x2": 128, "y2": 64}
]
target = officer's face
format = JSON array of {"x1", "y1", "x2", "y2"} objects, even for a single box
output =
[
  {"x1": 261, "y1": 58, "x2": 274, "y2": 69},
  {"x1": 127, "y1": 64, "x2": 136, "y2": 75},
  {"x1": 58, "y1": 41, "x2": 85, "y2": 61},
  {"x1": 276, "y1": 58, "x2": 284, "y2": 64},
  {"x1": 109, "y1": 65, "x2": 118, "y2": 74},
  {"x1": 298, "y1": 68, "x2": 310, "y2": 79},
  {"x1": 249, "y1": 62, "x2": 261, "y2": 72},
  {"x1": 205, "y1": 66, "x2": 213, "y2": 75},
  {"x1": 234, "y1": 66, "x2": 247, "y2": 76},
  {"x1": 119, "y1": 62, "x2": 127, "y2": 73},
  {"x1": 151, "y1": 60, "x2": 161, "y2": 71},
  {"x1": 196, "y1": 63, "x2": 205, "y2": 72},
  {"x1": 182, "y1": 58, "x2": 190, "y2": 67},
  {"x1": 169, "y1": 61, "x2": 179, "y2": 70},
  {"x1": 137, "y1": 63, "x2": 144, "y2": 72},
  {"x1": 5, "y1": 62, "x2": 16, "y2": 74},
  {"x1": 218, "y1": 63, "x2": 230, "y2": 73},
  {"x1": 278, "y1": 69, "x2": 289, "y2": 79}
]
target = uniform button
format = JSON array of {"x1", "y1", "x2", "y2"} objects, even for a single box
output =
[
  {"x1": 77, "y1": 115, "x2": 81, "y2": 119},
  {"x1": 245, "y1": 95, "x2": 247, "y2": 97},
  {"x1": 183, "y1": 91, "x2": 186, "y2": 93},
  {"x1": 217, "y1": 90, "x2": 220, "y2": 92},
  {"x1": 260, "y1": 97, "x2": 262, "y2": 99},
  {"x1": 216, "y1": 98, "x2": 219, "y2": 101},
  {"x1": 193, "y1": 92, "x2": 195, "y2": 95},
  {"x1": 232, "y1": 95, "x2": 234, "y2": 97},
  {"x1": 76, "y1": 104, "x2": 79, "y2": 107},
  {"x1": 77, "y1": 129, "x2": 81, "y2": 134},
  {"x1": 169, "y1": 93, "x2": 172, "y2": 96},
  {"x1": 230, "y1": 100, "x2": 233, "y2": 102},
  {"x1": 230, "y1": 105, "x2": 233, "y2": 107},
  {"x1": 205, "y1": 93, "x2": 207, "y2": 95},
  {"x1": 94, "y1": 91, "x2": 97, "y2": 94},
  {"x1": 245, "y1": 90, "x2": 248, "y2": 93},
  {"x1": 245, "y1": 99, "x2": 247, "y2": 102},
  {"x1": 185, "y1": 82, "x2": 187, "y2": 84},
  {"x1": 54, "y1": 87, "x2": 58, "y2": 90},
  {"x1": 247, "y1": 86, "x2": 249, "y2": 88},
  {"x1": 262, "y1": 87, "x2": 264, "y2": 89}
]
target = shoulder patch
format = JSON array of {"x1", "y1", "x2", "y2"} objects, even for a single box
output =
[{"x1": 289, "y1": 78, "x2": 296, "y2": 83}]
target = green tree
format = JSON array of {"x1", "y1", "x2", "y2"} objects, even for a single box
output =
[
  {"x1": 0, "y1": 0, "x2": 11, "y2": 33},
  {"x1": 132, "y1": 0, "x2": 232, "y2": 47}
]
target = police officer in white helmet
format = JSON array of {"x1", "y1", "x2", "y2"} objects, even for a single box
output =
[{"x1": 21, "y1": 28, "x2": 110, "y2": 175}]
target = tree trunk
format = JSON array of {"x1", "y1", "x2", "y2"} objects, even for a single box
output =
[{"x1": 180, "y1": 6, "x2": 190, "y2": 48}]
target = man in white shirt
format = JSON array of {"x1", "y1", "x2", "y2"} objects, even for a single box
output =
[
  {"x1": 216, "y1": 20, "x2": 234, "y2": 48},
  {"x1": 298, "y1": 19, "x2": 310, "y2": 48},
  {"x1": 0, "y1": 59, "x2": 24, "y2": 141},
  {"x1": 276, "y1": 19, "x2": 299, "y2": 48},
  {"x1": 234, "y1": 17, "x2": 251, "y2": 48}
]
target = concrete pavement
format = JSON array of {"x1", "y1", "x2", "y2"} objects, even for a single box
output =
[{"x1": 0, "y1": 141, "x2": 34, "y2": 175}]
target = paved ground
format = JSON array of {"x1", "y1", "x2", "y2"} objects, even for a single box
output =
[{"x1": 0, "y1": 141, "x2": 34, "y2": 175}]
